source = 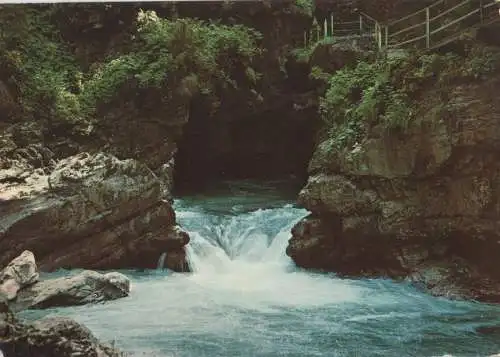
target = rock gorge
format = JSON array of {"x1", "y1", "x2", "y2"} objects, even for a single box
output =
[
  {"x1": 1, "y1": 0, "x2": 500, "y2": 305},
  {"x1": 287, "y1": 28, "x2": 500, "y2": 301},
  {"x1": 2, "y1": 1, "x2": 500, "y2": 355},
  {"x1": 0, "y1": 1, "x2": 316, "y2": 273}
]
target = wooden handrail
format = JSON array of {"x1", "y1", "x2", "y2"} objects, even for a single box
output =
[
  {"x1": 430, "y1": 8, "x2": 480, "y2": 35},
  {"x1": 388, "y1": 7, "x2": 426, "y2": 27},
  {"x1": 302, "y1": 0, "x2": 499, "y2": 51},
  {"x1": 389, "y1": 20, "x2": 426, "y2": 39},
  {"x1": 429, "y1": 0, "x2": 472, "y2": 23},
  {"x1": 389, "y1": 0, "x2": 499, "y2": 49},
  {"x1": 394, "y1": 34, "x2": 427, "y2": 47}
]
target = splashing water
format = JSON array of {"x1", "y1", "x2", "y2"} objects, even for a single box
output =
[
  {"x1": 157, "y1": 252, "x2": 167, "y2": 270},
  {"x1": 178, "y1": 204, "x2": 361, "y2": 309},
  {"x1": 21, "y1": 181, "x2": 500, "y2": 357}
]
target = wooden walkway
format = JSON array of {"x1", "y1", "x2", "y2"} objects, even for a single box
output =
[{"x1": 305, "y1": 0, "x2": 500, "y2": 51}]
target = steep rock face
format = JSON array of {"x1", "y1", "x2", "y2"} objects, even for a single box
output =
[
  {"x1": 0, "y1": 2, "x2": 317, "y2": 272},
  {"x1": 0, "y1": 152, "x2": 189, "y2": 272},
  {"x1": 170, "y1": 1, "x2": 318, "y2": 192},
  {"x1": 288, "y1": 74, "x2": 500, "y2": 302}
]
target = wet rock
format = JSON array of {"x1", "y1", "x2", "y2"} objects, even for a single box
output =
[
  {"x1": 10, "y1": 270, "x2": 130, "y2": 312},
  {"x1": 289, "y1": 72, "x2": 500, "y2": 301},
  {"x1": 164, "y1": 226, "x2": 190, "y2": 249},
  {"x1": 0, "y1": 152, "x2": 189, "y2": 272},
  {"x1": 0, "y1": 251, "x2": 39, "y2": 301},
  {"x1": 0, "y1": 312, "x2": 124, "y2": 357},
  {"x1": 286, "y1": 215, "x2": 338, "y2": 270}
]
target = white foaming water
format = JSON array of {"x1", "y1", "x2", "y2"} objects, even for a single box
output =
[
  {"x1": 180, "y1": 205, "x2": 361, "y2": 308},
  {"x1": 157, "y1": 252, "x2": 167, "y2": 270},
  {"x1": 22, "y1": 187, "x2": 500, "y2": 357}
]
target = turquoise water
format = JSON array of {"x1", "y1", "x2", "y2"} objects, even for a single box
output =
[{"x1": 22, "y1": 181, "x2": 500, "y2": 357}]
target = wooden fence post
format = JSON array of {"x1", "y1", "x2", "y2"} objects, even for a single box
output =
[
  {"x1": 425, "y1": 6, "x2": 430, "y2": 48},
  {"x1": 385, "y1": 25, "x2": 389, "y2": 49},
  {"x1": 376, "y1": 22, "x2": 382, "y2": 51},
  {"x1": 331, "y1": 13, "x2": 334, "y2": 37}
]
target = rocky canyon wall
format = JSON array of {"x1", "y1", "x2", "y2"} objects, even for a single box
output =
[
  {"x1": 0, "y1": 2, "x2": 316, "y2": 271},
  {"x1": 287, "y1": 32, "x2": 500, "y2": 302}
]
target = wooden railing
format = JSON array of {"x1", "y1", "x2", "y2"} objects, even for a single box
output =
[
  {"x1": 388, "y1": 0, "x2": 499, "y2": 50},
  {"x1": 304, "y1": 0, "x2": 499, "y2": 51},
  {"x1": 303, "y1": 11, "x2": 384, "y2": 50}
]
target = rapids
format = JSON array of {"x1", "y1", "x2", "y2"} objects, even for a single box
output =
[{"x1": 20, "y1": 181, "x2": 500, "y2": 357}]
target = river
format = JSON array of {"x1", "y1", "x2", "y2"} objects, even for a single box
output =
[{"x1": 22, "y1": 181, "x2": 500, "y2": 357}]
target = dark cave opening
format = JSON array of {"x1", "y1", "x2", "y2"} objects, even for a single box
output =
[{"x1": 172, "y1": 97, "x2": 319, "y2": 196}]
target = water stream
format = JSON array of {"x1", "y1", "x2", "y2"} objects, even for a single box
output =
[{"x1": 22, "y1": 181, "x2": 500, "y2": 356}]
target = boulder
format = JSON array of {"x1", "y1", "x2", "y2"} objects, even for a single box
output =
[
  {"x1": 0, "y1": 311, "x2": 124, "y2": 357},
  {"x1": 10, "y1": 270, "x2": 130, "y2": 313},
  {"x1": 0, "y1": 152, "x2": 190, "y2": 272},
  {"x1": 0, "y1": 251, "x2": 39, "y2": 301}
]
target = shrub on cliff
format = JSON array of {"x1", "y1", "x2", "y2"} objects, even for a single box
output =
[
  {"x1": 81, "y1": 10, "x2": 262, "y2": 115},
  {"x1": 320, "y1": 45, "x2": 500, "y2": 150},
  {"x1": 0, "y1": 6, "x2": 81, "y2": 125},
  {"x1": 1, "y1": 7, "x2": 262, "y2": 128}
]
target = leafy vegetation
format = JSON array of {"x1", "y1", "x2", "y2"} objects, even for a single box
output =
[
  {"x1": 0, "y1": 6, "x2": 80, "y2": 124},
  {"x1": 0, "y1": 7, "x2": 262, "y2": 126},
  {"x1": 294, "y1": 0, "x2": 314, "y2": 17},
  {"x1": 82, "y1": 10, "x2": 262, "y2": 114},
  {"x1": 319, "y1": 46, "x2": 500, "y2": 150}
]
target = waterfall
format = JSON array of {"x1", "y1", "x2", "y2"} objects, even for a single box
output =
[
  {"x1": 157, "y1": 252, "x2": 167, "y2": 270},
  {"x1": 177, "y1": 205, "x2": 305, "y2": 274},
  {"x1": 174, "y1": 203, "x2": 363, "y2": 307}
]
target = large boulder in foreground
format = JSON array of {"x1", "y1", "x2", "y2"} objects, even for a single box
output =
[
  {"x1": 0, "y1": 298, "x2": 123, "y2": 357},
  {"x1": 0, "y1": 251, "x2": 39, "y2": 300},
  {"x1": 10, "y1": 270, "x2": 130, "y2": 313},
  {"x1": 0, "y1": 251, "x2": 130, "y2": 312},
  {"x1": 0, "y1": 152, "x2": 189, "y2": 272}
]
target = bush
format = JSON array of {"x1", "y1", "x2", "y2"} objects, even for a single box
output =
[
  {"x1": 319, "y1": 45, "x2": 500, "y2": 150},
  {"x1": 295, "y1": 0, "x2": 314, "y2": 16},
  {"x1": 1, "y1": 7, "x2": 263, "y2": 125},
  {"x1": 0, "y1": 6, "x2": 80, "y2": 123},
  {"x1": 81, "y1": 10, "x2": 263, "y2": 114}
]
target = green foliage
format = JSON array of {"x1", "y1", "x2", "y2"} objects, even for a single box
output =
[
  {"x1": 81, "y1": 11, "x2": 262, "y2": 113},
  {"x1": 1, "y1": 7, "x2": 262, "y2": 125},
  {"x1": 0, "y1": 6, "x2": 80, "y2": 123},
  {"x1": 319, "y1": 46, "x2": 500, "y2": 151},
  {"x1": 319, "y1": 60, "x2": 397, "y2": 148},
  {"x1": 309, "y1": 65, "x2": 330, "y2": 83},
  {"x1": 463, "y1": 46, "x2": 500, "y2": 78},
  {"x1": 291, "y1": 47, "x2": 313, "y2": 63},
  {"x1": 295, "y1": 0, "x2": 314, "y2": 16}
]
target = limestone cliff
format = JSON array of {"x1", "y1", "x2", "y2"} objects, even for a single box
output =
[{"x1": 287, "y1": 38, "x2": 500, "y2": 302}]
